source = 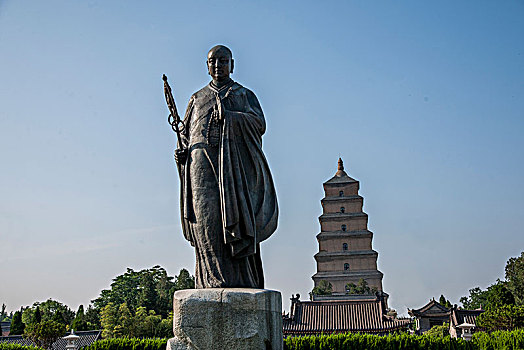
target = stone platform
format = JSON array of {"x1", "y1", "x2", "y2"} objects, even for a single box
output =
[{"x1": 167, "y1": 288, "x2": 282, "y2": 350}]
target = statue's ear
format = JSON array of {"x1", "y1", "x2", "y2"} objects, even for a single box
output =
[
  {"x1": 230, "y1": 59, "x2": 234, "y2": 74},
  {"x1": 206, "y1": 60, "x2": 211, "y2": 76}
]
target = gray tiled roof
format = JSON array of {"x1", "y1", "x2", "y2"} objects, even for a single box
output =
[
  {"x1": 408, "y1": 299, "x2": 450, "y2": 317},
  {"x1": 283, "y1": 298, "x2": 410, "y2": 335},
  {"x1": 450, "y1": 308, "x2": 484, "y2": 328}
]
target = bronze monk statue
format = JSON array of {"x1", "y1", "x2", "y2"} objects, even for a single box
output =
[{"x1": 171, "y1": 45, "x2": 278, "y2": 289}]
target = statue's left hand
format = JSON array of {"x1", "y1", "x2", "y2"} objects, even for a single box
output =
[{"x1": 174, "y1": 148, "x2": 188, "y2": 165}]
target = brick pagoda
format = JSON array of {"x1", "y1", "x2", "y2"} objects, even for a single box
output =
[{"x1": 312, "y1": 158, "x2": 384, "y2": 297}]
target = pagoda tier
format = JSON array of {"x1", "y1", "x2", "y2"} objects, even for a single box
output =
[{"x1": 312, "y1": 158, "x2": 384, "y2": 296}]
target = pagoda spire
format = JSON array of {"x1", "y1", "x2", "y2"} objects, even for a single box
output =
[{"x1": 335, "y1": 157, "x2": 348, "y2": 177}]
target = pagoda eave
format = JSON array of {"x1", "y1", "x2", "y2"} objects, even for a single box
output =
[
  {"x1": 321, "y1": 195, "x2": 362, "y2": 203},
  {"x1": 314, "y1": 250, "x2": 378, "y2": 260},
  {"x1": 316, "y1": 230, "x2": 373, "y2": 240},
  {"x1": 312, "y1": 270, "x2": 384, "y2": 281}
]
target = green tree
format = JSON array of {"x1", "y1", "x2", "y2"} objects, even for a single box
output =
[
  {"x1": 460, "y1": 287, "x2": 489, "y2": 309},
  {"x1": 100, "y1": 303, "x2": 119, "y2": 339},
  {"x1": 39, "y1": 299, "x2": 74, "y2": 324},
  {"x1": 155, "y1": 268, "x2": 177, "y2": 317},
  {"x1": 460, "y1": 280, "x2": 515, "y2": 311},
  {"x1": 133, "y1": 306, "x2": 149, "y2": 338},
  {"x1": 91, "y1": 265, "x2": 191, "y2": 338},
  {"x1": 34, "y1": 307, "x2": 41, "y2": 324},
  {"x1": 24, "y1": 320, "x2": 66, "y2": 350},
  {"x1": 438, "y1": 295, "x2": 452, "y2": 308},
  {"x1": 345, "y1": 279, "x2": 377, "y2": 295},
  {"x1": 22, "y1": 307, "x2": 36, "y2": 326},
  {"x1": 138, "y1": 270, "x2": 157, "y2": 312},
  {"x1": 506, "y1": 251, "x2": 524, "y2": 305},
  {"x1": 158, "y1": 312, "x2": 174, "y2": 338},
  {"x1": 10, "y1": 310, "x2": 25, "y2": 335},
  {"x1": 93, "y1": 266, "x2": 182, "y2": 318},
  {"x1": 310, "y1": 280, "x2": 332, "y2": 299},
  {"x1": 51, "y1": 310, "x2": 66, "y2": 325},
  {"x1": 1, "y1": 303, "x2": 6, "y2": 321},
  {"x1": 117, "y1": 303, "x2": 133, "y2": 337},
  {"x1": 22, "y1": 299, "x2": 75, "y2": 326},
  {"x1": 71, "y1": 305, "x2": 88, "y2": 331},
  {"x1": 487, "y1": 280, "x2": 515, "y2": 309},
  {"x1": 84, "y1": 304, "x2": 101, "y2": 330},
  {"x1": 93, "y1": 268, "x2": 144, "y2": 312},
  {"x1": 134, "y1": 307, "x2": 162, "y2": 338},
  {"x1": 174, "y1": 269, "x2": 195, "y2": 291},
  {"x1": 476, "y1": 304, "x2": 524, "y2": 331},
  {"x1": 425, "y1": 322, "x2": 450, "y2": 338}
]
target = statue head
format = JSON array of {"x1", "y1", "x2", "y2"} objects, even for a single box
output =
[{"x1": 207, "y1": 45, "x2": 234, "y2": 85}]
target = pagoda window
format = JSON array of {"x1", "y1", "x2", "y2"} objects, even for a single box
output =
[
  {"x1": 344, "y1": 263, "x2": 350, "y2": 271},
  {"x1": 341, "y1": 224, "x2": 347, "y2": 231},
  {"x1": 343, "y1": 243, "x2": 348, "y2": 251},
  {"x1": 340, "y1": 207, "x2": 345, "y2": 213},
  {"x1": 339, "y1": 190, "x2": 344, "y2": 197}
]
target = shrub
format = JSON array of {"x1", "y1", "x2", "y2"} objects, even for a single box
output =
[
  {"x1": 0, "y1": 345, "x2": 44, "y2": 350},
  {"x1": 473, "y1": 329, "x2": 524, "y2": 349},
  {"x1": 81, "y1": 338, "x2": 167, "y2": 350},
  {"x1": 284, "y1": 332, "x2": 474, "y2": 350},
  {"x1": 425, "y1": 322, "x2": 450, "y2": 338},
  {"x1": 476, "y1": 305, "x2": 524, "y2": 331}
]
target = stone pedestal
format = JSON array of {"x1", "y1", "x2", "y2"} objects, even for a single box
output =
[{"x1": 166, "y1": 288, "x2": 282, "y2": 350}]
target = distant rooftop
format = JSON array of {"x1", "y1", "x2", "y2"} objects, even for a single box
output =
[{"x1": 283, "y1": 294, "x2": 409, "y2": 336}]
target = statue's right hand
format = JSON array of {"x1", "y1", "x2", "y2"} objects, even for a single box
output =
[{"x1": 174, "y1": 148, "x2": 188, "y2": 164}]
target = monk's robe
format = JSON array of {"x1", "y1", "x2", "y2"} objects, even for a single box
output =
[{"x1": 178, "y1": 79, "x2": 278, "y2": 289}]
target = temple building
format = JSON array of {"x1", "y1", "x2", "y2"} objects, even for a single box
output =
[
  {"x1": 408, "y1": 299, "x2": 451, "y2": 334},
  {"x1": 283, "y1": 158, "x2": 410, "y2": 336},
  {"x1": 449, "y1": 306, "x2": 484, "y2": 339},
  {"x1": 312, "y1": 158, "x2": 384, "y2": 296},
  {"x1": 283, "y1": 293, "x2": 408, "y2": 336},
  {"x1": 407, "y1": 300, "x2": 484, "y2": 338}
]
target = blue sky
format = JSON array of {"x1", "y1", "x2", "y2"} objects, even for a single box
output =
[{"x1": 1, "y1": 0, "x2": 523, "y2": 316}]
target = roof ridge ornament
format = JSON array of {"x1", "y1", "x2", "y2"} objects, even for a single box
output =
[{"x1": 335, "y1": 157, "x2": 348, "y2": 177}]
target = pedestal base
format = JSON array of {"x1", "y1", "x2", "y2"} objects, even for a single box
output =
[{"x1": 166, "y1": 288, "x2": 282, "y2": 350}]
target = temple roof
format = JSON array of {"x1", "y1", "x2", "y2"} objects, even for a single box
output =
[
  {"x1": 324, "y1": 158, "x2": 357, "y2": 184},
  {"x1": 408, "y1": 299, "x2": 450, "y2": 317},
  {"x1": 450, "y1": 308, "x2": 484, "y2": 328},
  {"x1": 283, "y1": 297, "x2": 410, "y2": 335}
]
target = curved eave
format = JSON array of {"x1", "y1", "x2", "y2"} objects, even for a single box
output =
[
  {"x1": 283, "y1": 323, "x2": 410, "y2": 335},
  {"x1": 316, "y1": 230, "x2": 373, "y2": 240},
  {"x1": 321, "y1": 195, "x2": 362, "y2": 203},
  {"x1": 323, "y1": 176, "x2": 358, "y2": 185},
  {"x1": 312, "y1": 270, "x2": 384, "y2": 280},
  {"x1": 319, "y1": 212, "x2": 368, "y2": 222},
  {"x1": 314, "y1": 250, "x2": 378, "y2": 260}
]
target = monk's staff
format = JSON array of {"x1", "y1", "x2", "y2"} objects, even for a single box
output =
[{"x1": 163, "y1": 74, "x2": 185, "y2": 149}]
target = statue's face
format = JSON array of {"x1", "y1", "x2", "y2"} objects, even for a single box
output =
[{"x1": 207, "y1": 48, "x2": 233, "y2": 82}]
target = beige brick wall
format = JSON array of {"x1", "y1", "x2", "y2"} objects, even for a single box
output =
[
  {"x1": 322, "y1": 200, "x2": 363, "y2": 214},
  {"x1": 324, "y1": 182, "x2": 359, "y2": 197},
  {"x1": 321, "y1": 217, "x2": 368, "y2": 231},
  {"x1": 317, "y1": 256, "x2": 377, "y2": 272},
  {"x1": 319, "y1": 237, "x2": 372, "y2": 252}
]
